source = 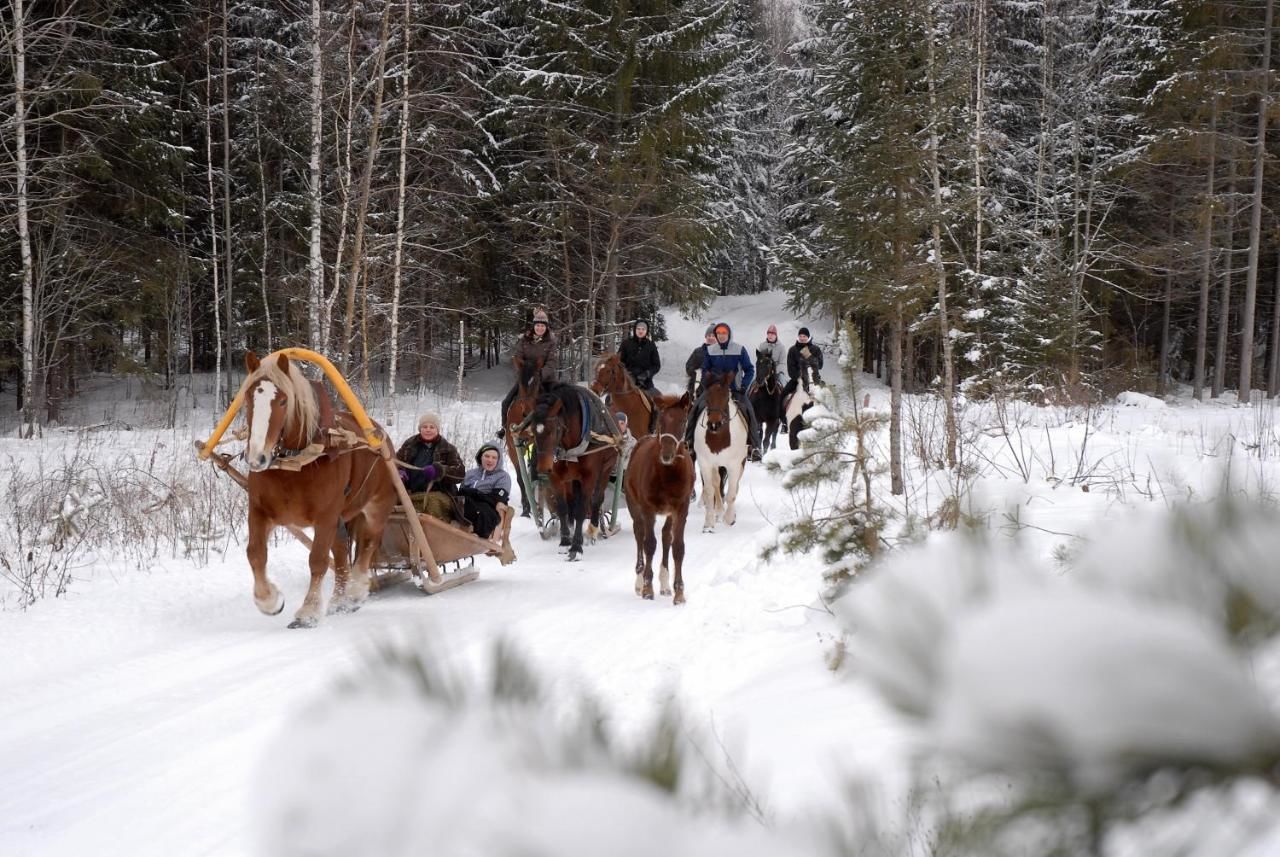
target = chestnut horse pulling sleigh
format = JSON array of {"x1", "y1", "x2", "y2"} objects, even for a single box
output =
[{"x1": 196, "y1": 348, "x2": 513, "y2": 628}]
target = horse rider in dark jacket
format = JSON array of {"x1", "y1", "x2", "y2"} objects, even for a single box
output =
[
  {"x1": 499, "y1": 307, "x2": 558, "y2": 438},
  {"x1": 684, "y1": 321, "x2": 763, "y2": 462},
  {"x1": 782, "y1": 327, "x2": 824, "y2": 398},
  {"x1": 618, "y1": 319, "x2": 661, "y2": 393},
  {"x1": 685, "y1": 325, "x2": 715, "y2": 396}
]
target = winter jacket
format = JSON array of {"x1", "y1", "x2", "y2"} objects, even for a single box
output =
[
  {"x1": 461, "y1": 441, "x2": 512, "y2": 506},
  {"x1": 685, "y1": 345, "x2": 708, "y2": 389},
  {"x1": 701, "y1": 324, "x2": 755, "y2": 392},
  {"x1": 787, "y1": 341, "x2": 824, "y2": 382},
  {"x1": 513, "y1": 330, "x2": 559, "y2": 384},
  {"x1": 755, "y1": 338, "x2": 787, "y2": 379},
  {"x1": 396, "y1": 434, "x2": 465, "y2": 494},
  {"x1": 619, "y1": 335, "x2": 661, "y2": 387}
]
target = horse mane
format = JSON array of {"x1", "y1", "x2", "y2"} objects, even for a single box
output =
[
  {"x1": 532, "y1": 382, "x2": 578, "y2": 422},
  {"x1": 518, "y1": 357, "x2": 542, "y2": 391},
  {"x1": 240, "y1": 353, "x2": 318, "y2": 441},
  {"x1": 653, "y1": 392, "x2": 683, "y2": 410}
]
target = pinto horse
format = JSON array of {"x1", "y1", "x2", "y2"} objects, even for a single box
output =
[
  {"x1": 241, "y1": 351, "x2": 399, "y2": 628},
  {"x1": 749, "y1": 353, "x2": 785, "y2": 453},
  {"x1": 624, "y1": 393, "x2": 694, "y2": 604},
  {"x1": 523, "y1": 386, "x2": 620, "y2": 561},
  {"x1": 785, "y1": 365, "x2": 819, "y2": 450},
  {"x1": 591, "y1": 351, "x2": 655, "y2": 436},
  {"x1": 505, "y1": 354, "x2": 547, "y2": 519},
  {"x1": 692, "y1": 371, "x2": 749, "y2": 533}
]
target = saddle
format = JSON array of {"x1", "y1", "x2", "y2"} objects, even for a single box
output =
[{"x1": 558, "y1": 386, "x2": 622, "y2": 461}]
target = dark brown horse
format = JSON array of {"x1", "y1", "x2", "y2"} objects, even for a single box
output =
[
  {"x1": 749, "y1": 352, "x2": 784, "y2": 453},
  {"x1": 591, "y1": 351, "x2": 654, "y2": 436},
  {"x1": 241, "y1": 351, "x2": 399, "y2": 628},
  {"x1": 522, "y1": 385, "x2": 619, "y2": 561},
  {"x1": 505, "y1": 354, "x2": 546, "y2": 518},
  {"x1": 623, "y1": 393, "x2": 695, "y2": 604}
]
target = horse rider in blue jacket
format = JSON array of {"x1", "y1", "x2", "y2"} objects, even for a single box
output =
[{"x1": 684, "y1": 321, "x2": 763, "y2": 462}]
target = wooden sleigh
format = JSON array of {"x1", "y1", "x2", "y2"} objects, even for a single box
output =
[{"x1": 196, "y1": 347, "x2": 515, "y2": 597}]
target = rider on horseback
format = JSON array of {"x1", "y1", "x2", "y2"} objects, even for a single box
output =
[
  {"x1": 619, "y1": 319, "x2": 661, "y2": 394},
  {"x1": 756, "y1": 324, "x2": 787, "y2": 385},
  {"x1": 498, "y1": 307, "x2": 558, "y2": 439},
  {"x1": 782, "y1": 327, "x2": 824, "y2": 398},
  {"x1": 684, "y1": 322, "x2": 763, "y2": 463},
  {"x1": 685, "y1": 325, "x2": 715, "y2": 397}
]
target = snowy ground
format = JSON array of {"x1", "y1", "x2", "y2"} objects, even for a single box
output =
[{"x1": 3, "y1": 293, "x2": 1280, "y2": 856}]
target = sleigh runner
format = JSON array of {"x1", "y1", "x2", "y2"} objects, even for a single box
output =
[{"x1": 197, "y1": 348, "x2": 513, "y2": 623}]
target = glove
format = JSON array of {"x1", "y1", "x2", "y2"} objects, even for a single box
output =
[
  {"x1": 397, "y1": 469, "x2": 408, "y2": 482},
  {"x1": 459, "y1": 484, "x2": 477, "y2": 498},
  {"x1": 420, "y1": 464, "x2": 439, "y2": 482}
]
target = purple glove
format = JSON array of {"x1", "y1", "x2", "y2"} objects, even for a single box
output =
[
  {"x1": 397, "y1": 468, "x2": 408, "y2": 482},
  {"x1": 421, "y1": 464, "x2": 439, "y2": 482}
]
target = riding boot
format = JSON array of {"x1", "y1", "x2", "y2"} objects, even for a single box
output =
[
  {"x1": 737, "y1": 392, "x2": 763, "y2": 462},
  {"x1": 499, "y1": 384, "x2": 518, "y2": 437}
]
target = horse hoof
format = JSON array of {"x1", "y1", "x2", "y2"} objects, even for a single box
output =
[
  {"x1": 702, "y1": 526, "x2": 714, "y2": 533},
  {"x1": 255, "y1": 589, "x2": 285, "y2": 616},
  {"x1": 567, "y1": 551, "x2": 582, "y2": 562},
  {"x1": 660, "y1": 587, "x2": 672, "y2": 596},
  {"x1": 643, "y1": 591, "x2": 654, "y2": 601},
  {"x1": 287, "y1": 616, "x2": 319, "y2": 629},
  {"x1": 557, "y1": 543, "x2": 570, "y2": 554},
  {"x1": 327, "y1": 598, "x2": 362, "y2": 615},
  {"x1": 673, "y1": 593, "x2": 686, "y2": 606}
]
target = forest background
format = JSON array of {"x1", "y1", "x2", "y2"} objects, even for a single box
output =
[{"x1": 1, "y1": 0, "x2": 1276, "y2": 438}]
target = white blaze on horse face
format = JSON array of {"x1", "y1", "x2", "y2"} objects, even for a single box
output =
[{"x1": 247, "y1": 380, "x2": 279, "y2": 471}]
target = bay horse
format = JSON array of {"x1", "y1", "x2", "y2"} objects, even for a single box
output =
[
  {"x1": 692, "y1": 371, "x2": 749, "y2": 533},
  {"x1": 241, "y1": 351, "x2": 398, "y2": 628},
  {"x1": 522, "y1": 385, "x2": 620, "y2": 561},
  {"x1": 591, "y1": 351, "x2": 655, "y2": 436},
  {"x1": 624, "y1": 393, "x2": 694, "y2": 604},
  {"x1": 749, "y1": 352, "x2": 784, "y2": 453},
  {"x1": 505, "y1": 354, "x2": 546, "y2": 519},
  {"x1": 785, "y1": 365, "x2": 819, "y2": 450}
]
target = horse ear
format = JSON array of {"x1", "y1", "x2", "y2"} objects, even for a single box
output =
[
  {"x1": 679, "y1": 391, "x2": 691, "y2": 407},
  {"x1": 244, "y1": 350, "x2": 260, "y2": 372},
  {"x1": 277, "y1": 352, "x2": 291, "y2": 375},
  {"x1": 548, "y1": 398, "x2": 564, "y2": 416}
]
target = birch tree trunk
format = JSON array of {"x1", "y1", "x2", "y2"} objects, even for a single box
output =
[
  {"x1": 13, "y1": 0, "x2": 37, "y2": 437},
  {"x1": 387, "y1": 0, "x2": 410, "y2": 399},
  {"x1": 1269, "y1": 254, "x2": 1280, "y2": 397},
  {"x1": 221, "y1": 0, "x2": 234, "y2": 399},
  {"x1": 205, "y1": 22, "x2": 224, "y2": 407},
  {"x1": 1213, "y1": 138, "x2": 1239, "y2": 399},
  {"x1": 1194, "y1": 94, "x2": 1218, "y2": 401},
  {"x1": 307, "y1": 0, "x2": 324, "y2": 348},
  {"x1": 340, "y1": 2, "x2": 391, "y2": 372},
  {"x1": 323, "y1": 9, "x2": 360, "y2": 355},
  {"x1": 254, "y1": 55, "x2": 273, "y2": 351},
  {"x1": 926, "y1": 2, "x2": 957, "y2": 467},
  {"x1": 1236, "y1": 0, "x2": 1273, "y2": 404}
]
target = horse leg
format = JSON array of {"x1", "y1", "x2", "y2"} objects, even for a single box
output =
[
  {"x1": 670, "y1": 509, "x2": 687, "y2": 606},
  {"x1": 247, "y1": 508, "x2": 284, "y2": 616},
  {"x1": 641, "y1": 515, "x2": 657, "y2": 600},
  {"x1": 327, "y1": 523, "x2": 352, "y2": 613},
  {"x1": 290, "y1": 518, "x2": 336, "y2": 628},
  {"x1": 567, "y1": 489, "x2": 586, "y2": 562},
  {"x1": 658, "y1": 514, "x2": 673, "y2": 597},
  {"x1": 632, "y1": 512, "x2": 648, "y2": 596},
  {"x1": 723, "y1": 462, "x2": 744, "y2": 527},
  {"x1": 555, "y1": 490, "x2": 572, "y2": 552},
  {"x1": 700, "y1": 461, "x2": 719, "y2": 532}
]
